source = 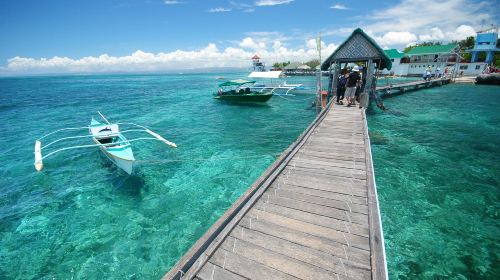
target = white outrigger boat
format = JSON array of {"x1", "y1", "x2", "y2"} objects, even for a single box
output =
[{"x1": 34, "y1": 111, "x2": 177, "y2": 174}]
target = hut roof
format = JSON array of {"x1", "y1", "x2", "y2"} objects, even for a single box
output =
[
  {"x1": 384, "y1": 49, "x2": 405, "y2": 59},
  {"x1": 321, "y1": 28, "x2": 392, "y2": 70},
  {"x1": 405, "y1": 44, "x2": 458, "y2": 55},
  {"x1": 251, "y1": 54, "x2": 261, "y2": 59},
  {"x1": 284, "y1": 62, "x2": 302, "y2": 70},
  {"x1": 297, "y1": 64, "x2": 312, "y2": 70}
]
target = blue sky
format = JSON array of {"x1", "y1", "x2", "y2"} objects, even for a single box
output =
[{"x1": 0, "y1": 0, "x2": 498, "y2": 74}]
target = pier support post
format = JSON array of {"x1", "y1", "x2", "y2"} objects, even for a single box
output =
[
  {"x1": 331, "y1": 62, "x2": 340, "y2": 101},
  {"x1": 361, "y1": 59, "x2": 374, "y2": 108}
]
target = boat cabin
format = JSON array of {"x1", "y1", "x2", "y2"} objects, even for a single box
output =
[{"x1": 217, "y1": 79, "x2": 256, "y2": 95}]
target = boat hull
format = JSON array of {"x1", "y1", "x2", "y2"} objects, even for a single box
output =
[
  {"x1": 214, "y1": 92, "x2": 273, "y2": 102},
  {"x1": 99, "y1": 146, "x2": 134, "y2": 174}
]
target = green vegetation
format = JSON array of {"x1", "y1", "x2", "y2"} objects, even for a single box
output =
[
  {"x1": 272, "y1": 59, "x2": 319, "y2": 70},
  {"x1": 272, "y1": 61, "x2": 290, "y2": 69},
  {"x1": 304, "y1": 59, "x2": 320, "y2": 69}
]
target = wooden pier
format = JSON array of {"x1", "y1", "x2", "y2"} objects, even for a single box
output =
[
  {"x1": 376, "y1": 78, "x2": 451, "y2": 98},
  {"x1": 164, "y1": 101, "x2": 387, "y2": 280}
]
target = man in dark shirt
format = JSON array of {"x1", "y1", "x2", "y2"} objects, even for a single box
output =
[{"x1": 345, "y1": 66, "x2": 361, "y2": 107}]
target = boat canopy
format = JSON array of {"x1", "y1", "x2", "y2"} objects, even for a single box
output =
[
  {"x1": 248, "y1": 71, "x2": 282, "y2": 79},
  {"x1": 218, "y1": 79, "x2": 256, "y2": 87}
]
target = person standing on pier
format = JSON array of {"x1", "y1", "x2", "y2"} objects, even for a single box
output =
[
  {"x1": 336, "y1": 70, "x2": 348, "y2": 105},
  {"x1": 345, "y1": 66, "x2": 361, "y2": 107},
  {"x1": 425, "y1": 66, "x2": 432, "y2": 81}
]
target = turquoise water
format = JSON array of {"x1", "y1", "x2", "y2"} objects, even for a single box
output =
[
  {"x1": 368, "y1": 84, "x2": 500, "y2": 279},
  {"x1": 0, "y1": 73, "x2": 318, "y2": 279},
  {"x1": 2, "y1": 74, "x2": 498, "y2": 279}
]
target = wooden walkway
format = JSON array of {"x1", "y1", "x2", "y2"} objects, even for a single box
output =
[
  {"x1": 164, "y1": 102, "x2": 387, "y2": 280},
  {"x1": 376, "y1": 78, "x2": 451, "y2": 98}
]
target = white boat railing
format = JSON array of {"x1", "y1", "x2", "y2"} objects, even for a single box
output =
[
  {"x1": 37, "y1": 126, "x2": 90, "y2": 141},
  {"x1": 250, "y1": 81, "x2": 312, "y2": 96},
  {"x1": 34, "y1": 118, "x2": 177, "y2": 172},
  {"x1": 39, "y1": 137, "x2": 169, "y2": 161}
]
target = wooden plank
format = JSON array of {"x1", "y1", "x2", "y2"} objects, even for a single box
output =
[
  {"x1": 229, "y1": 225, "x2": 372, "y2": 279},
  {"x1": 286, "y1": 165, "x2": 367, "y2": 182},
  {"x1": 297, "y1": 150, "x2": 367, "y2": 164},
  {"x1": 230, "y1": 227, "x2": 341, "y2": 273},
  {"x1": 220, "y1": 236, "x2": 339, "y2": 280},
  {"x1": 302, "y1": 147, "x2": 366, "y2": 158},
  {"x1": 281, "y1": 170, "x2": 368, "y2": 196},
  {"x1": 290, "y1": 159, "x2": 367, "y2": 177},
  {"x1": 304, "y1": 144, "x2": 366, "y2": 153},
  {"x1": 267, "y1": 186, "x2": 369, "y2": 214},
  {"x1": 291, "y1": 157, "x2": 366, "y2": 171},
  {"x1": 310, "y1": 135, "x2": 364, "y2": 142},
  {"x1": 307, "y1": 139, "x2": 365, "y2": 148},
  {"x1": 256, "y1": 194, "x2": 368, "y2": 226},
  {"x1": 312, "y1": 128, "x2": 364, "y2": 135},
  {"x1": 247, "y1": 209, "x2": 370, "y2": 251},
  {"x1": 296, "y1": 152, "x2": 366, "y2": 165},
  {"x1": 196, "y1": 262, "x2": 247, "y2": 280},
  {"x1": 209, "y1": 249, "x2": 299, "y2": 280},
  {"x1": 254, "y1": 199, "x2": 368, "y2": 237},
  {"x1": 238, "y1": 217, "x2": 371, "y2": 267},
  {"x1": 269, "y1": 183, "x2": 367, "y2": 206}
]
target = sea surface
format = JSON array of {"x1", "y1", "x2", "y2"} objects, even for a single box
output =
[
  {"x1": 368, "y1": 83, "x2": 500, "y2": 279},
  {"x1": 0, "y1": 74, "x2": 498, "y2": 279},
  {"x1": 0, "y1": 73, "x2": 318, "y2": 279}
]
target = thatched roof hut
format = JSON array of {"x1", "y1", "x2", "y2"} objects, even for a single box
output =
[{"x1": 321, "y1": 28, "x2": 392, "y2": 71}]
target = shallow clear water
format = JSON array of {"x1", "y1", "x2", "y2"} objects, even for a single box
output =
[
  {"x1": 1, "y1": 75, "x2": 498, "y2": 279},
  {"x1": 368, "y1": 84, "x2": 500, "y2": 279},
  {"x1": 0, "y1": 73, "x2": 318, "y2": 279}
]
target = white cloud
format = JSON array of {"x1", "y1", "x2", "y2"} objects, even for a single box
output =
[
  {"x1": 3, "y1": 36, "x2": 339, "y2": 74},
  {"x1": 208, "y1": 7, "x2": 231, "y2": 13},
  {"x1": 372, "y1": 31, "x2": 418, "y2": 45},
  {"x1": 361, "y1": 0, "x2": 495, "y2": 46},
  {"x1": 239, "y1": 37, "x2": 266, "y2": 50},
  {"x1": 367, "y1": 0, "x2": 491, "y2": 33},
  {"x1": 419, "y1": 27, "x2": 445, "y2": 41},
  {"x1": 445, "y1": 25, "x2": 477, "y2": 41},
  {"x1": 330, "y1": 4, "x2": 348, "y2": 10},
  {"x1": 255, "y1": 0, "x2": 294, "y2": 7}
]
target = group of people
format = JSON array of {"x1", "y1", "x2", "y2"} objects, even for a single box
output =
[
  {"x1": 483, "y1": 64, "x2": 499, "y2": 74},
  {"x1": 335, "y1": 66, "x2": 363, "y2": 108},
  {"x1": 423, "y1": 66, "x2": 448, "y2": 81}
]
